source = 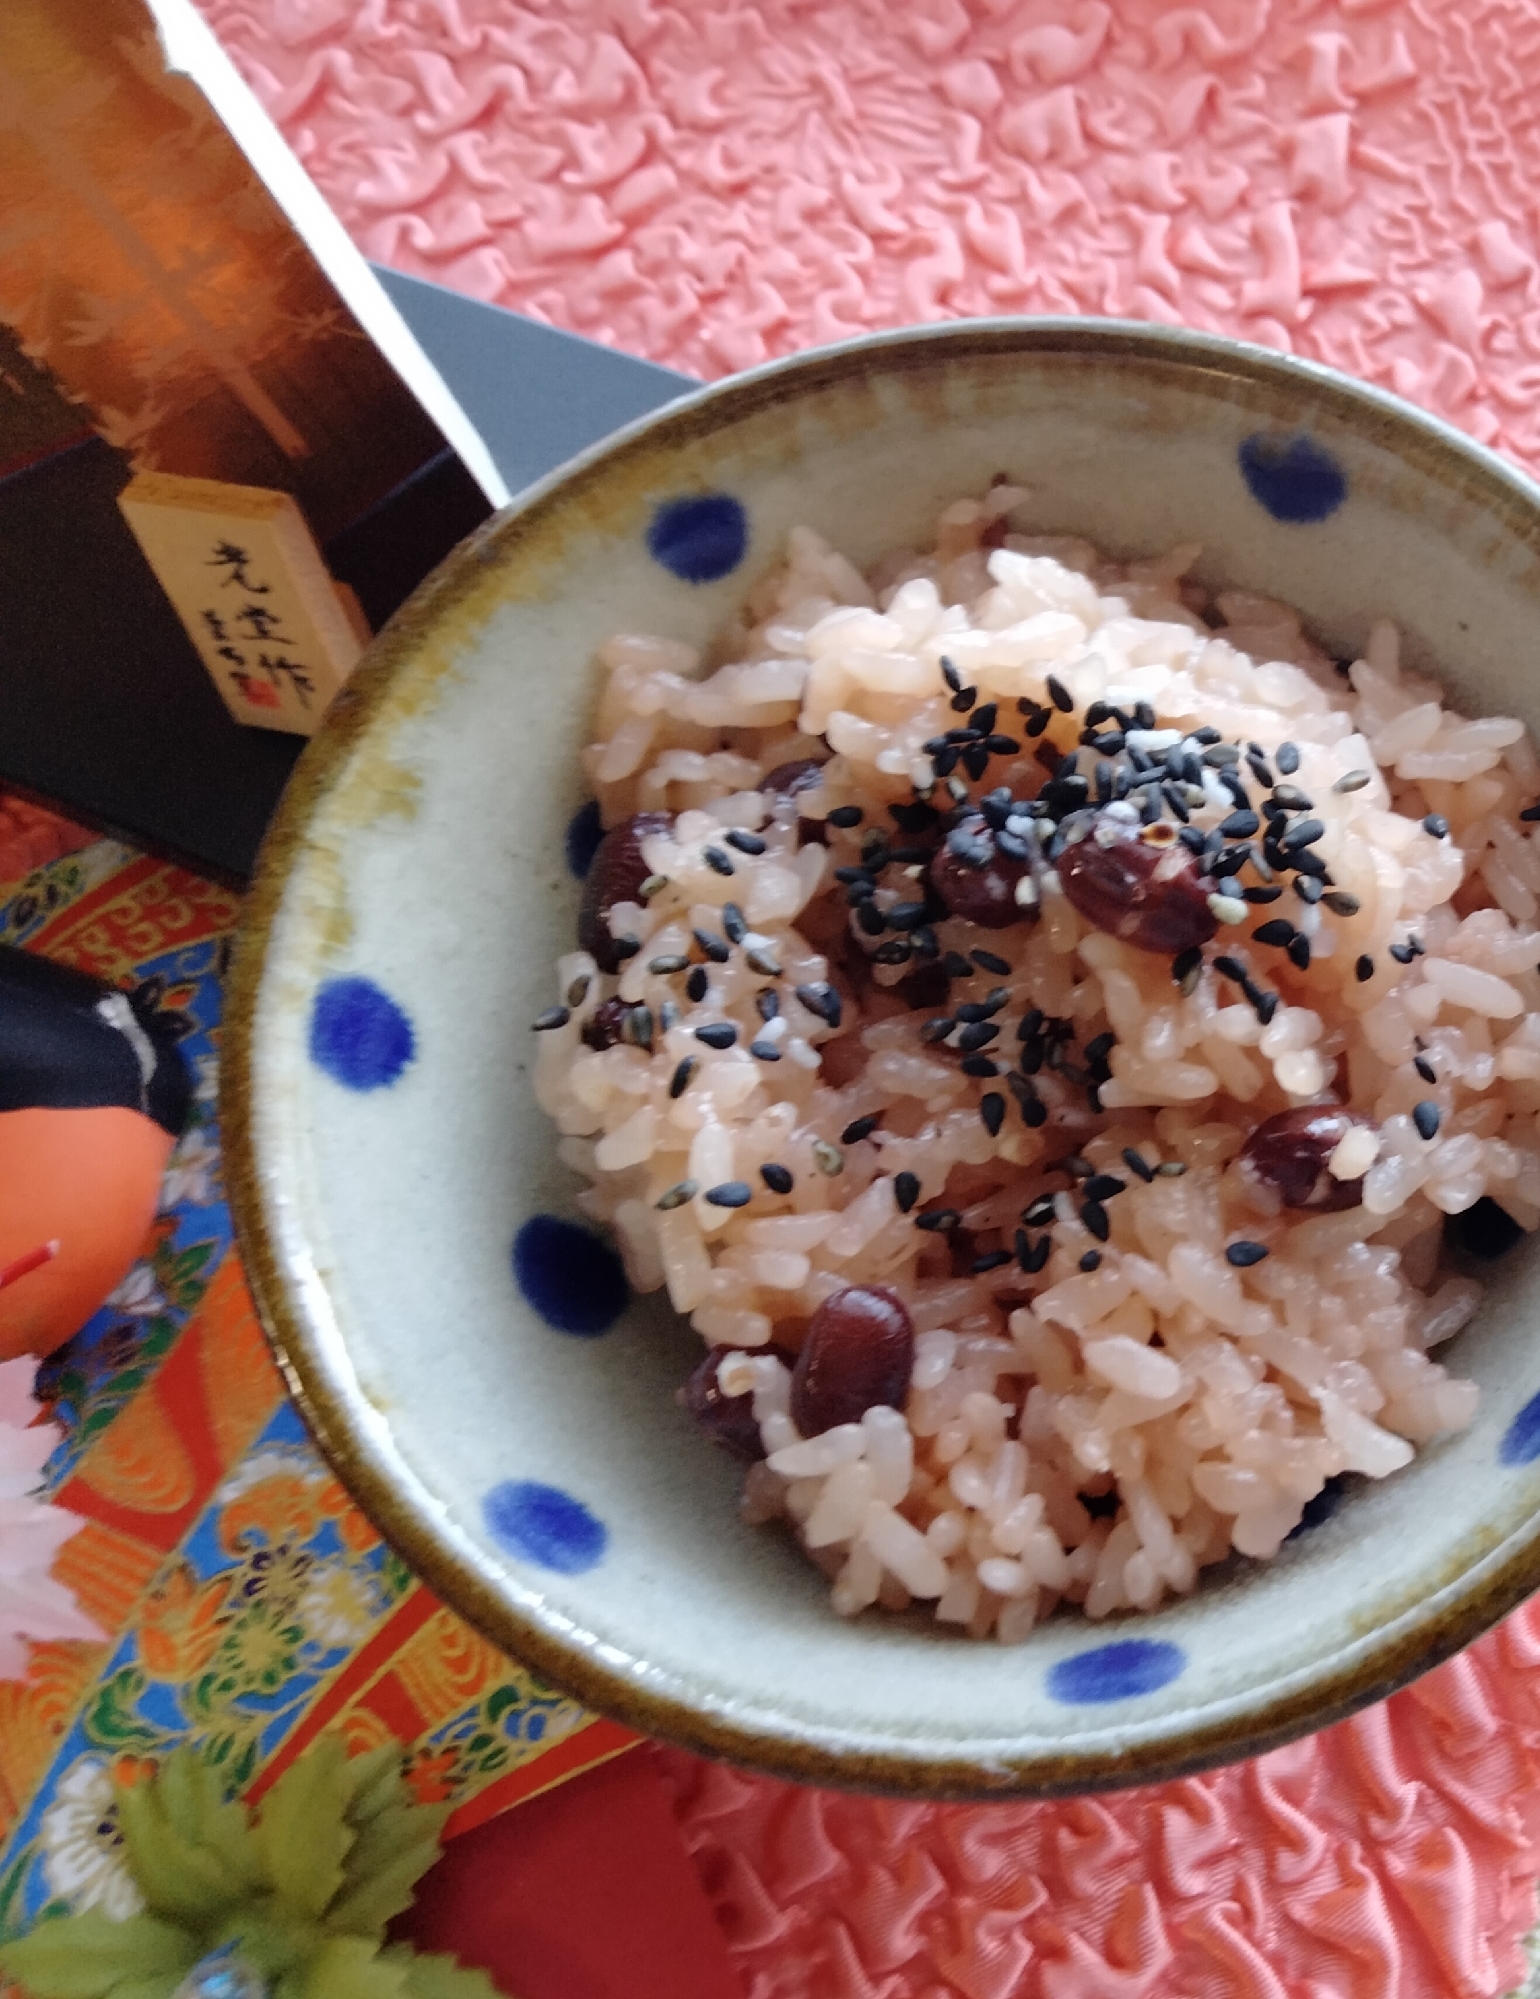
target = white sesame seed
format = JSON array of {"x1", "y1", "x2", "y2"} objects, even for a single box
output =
[{"x1": 1207, "y1": 893, "x2": 1248, "y2": 924}]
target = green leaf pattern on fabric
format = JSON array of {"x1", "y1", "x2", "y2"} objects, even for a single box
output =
[{"x1": 0, "y1": 1743, "x2": 511, "y2": 1999}]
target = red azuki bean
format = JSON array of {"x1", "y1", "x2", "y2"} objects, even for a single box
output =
[
  {"x1": 681, "y1": 1344, "x2": 795, "y2": 1460},
  {"x1": 927, "y1": 811, "x2": 1036, "y2": 930},
  {"x1": 790, "y1": 1284, "x2": 915, "y2": 1436},
  {"x1": 578, "y1": 811, "x2": 673, "y2": 972},
  {"x1": 1237, "y1": 1105, "x2": 1376, "y2": 1212},
  {"x1": 581, "y1": 997, "x2": 631, "y2": 1050},
  {"x1": 1058, "y1": 818, "x2": 1218, "y2": 955}
]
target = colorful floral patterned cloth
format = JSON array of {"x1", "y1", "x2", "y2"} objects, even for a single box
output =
[{"x1": 0, "y1": 842, "x2": 631, "y2": 1944}]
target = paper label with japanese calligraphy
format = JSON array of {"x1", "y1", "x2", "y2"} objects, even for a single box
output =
[{"x1": 117, "y1": 471, "x2": 365, "y2": 736}]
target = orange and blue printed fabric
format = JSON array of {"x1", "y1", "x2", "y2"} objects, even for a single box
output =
[{"x1": 0, "y1": 841, "x2": 632, "y2": 1936}]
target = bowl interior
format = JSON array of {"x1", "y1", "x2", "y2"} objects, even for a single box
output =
[{"x1": 232, "y1": 322, "x2": 1540, "y2": 1795}]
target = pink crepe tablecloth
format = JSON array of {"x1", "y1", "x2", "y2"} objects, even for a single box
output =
[{"x1": 195, "y1": 2, "x2": 1540, "y2": 1991}]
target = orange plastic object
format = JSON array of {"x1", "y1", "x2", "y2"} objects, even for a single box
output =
[{"x1": 0, "y1": 1106, "x2": 172, "y2": 1361}]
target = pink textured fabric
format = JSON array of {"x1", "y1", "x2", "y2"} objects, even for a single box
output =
[
  {"x1": 653, "y1": 1600, "x2": 1540, "y2": 1997},
  {"x1": 195, "y1": 1, "x2": 1540, "y2": 1991}
]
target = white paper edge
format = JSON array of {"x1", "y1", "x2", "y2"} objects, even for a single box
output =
[{"x1": 145, "y1": 0, "x2": 512, "y2": 510}]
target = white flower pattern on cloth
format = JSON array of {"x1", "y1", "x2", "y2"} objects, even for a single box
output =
[
  {"x1": 160, "y1": 1125, "x2": 220, "y2": 1209},
  {"x1": 297, "y1": 1564, "x2": 375, "y2": 1648},
  {"x1": 0, "y1": 1358, "x2": 100, "y2": 1679},
  {"x1": 40, "y1": 1760, "x2": 143, "y2": 1919},
  {"x1": 104, "y1": 1263, "x2": 166, "y2": 1321}
]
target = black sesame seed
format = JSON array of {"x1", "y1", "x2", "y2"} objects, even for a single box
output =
[
  {"x1": 1225, "y1": 1240, "x2": 1269, "y2": 1267},
  {"x1": 1331, "y1": 770, "x2": 1372, "y2": 794},
  {"x1": 1243, "y1": 884, "x2": 1284, "y2": 904},
  {"x1": 655, "y1": 1180, "x2": 697, "y2": 1210},
  {"x1": 1286, "y1": 934, "x2": 1312, "y2": 970},
  {"x1": 1135, "y1": 702, "x2": 1156, "y2": 730},
  {"x1": 841, "y1": 1114, "x2": 881, "y2": 1145},
  {"x1": 669, "y1": 1056, "x2": 697, "y2": 1098},
  {"x1": 612, "y1": 935, "x2": 642, "y2": 961},
  {"x1": 1084, "y1": 1173, "x2": 1125, "y2": 1202},
  {"x1": 704, "y1": 1181, "x2": 752, "y2": 1208},
  {"x1": 623, "y1": 1006, "x2": 655, "y2": 1050},
  {"x1": 1219, "y1": 809, "x2": 1261, "y2": 841},
  {"x1": 1161, "y1": 781, "x2": 1191, "y2": 823},
  {"x1": 1356, "y1": 953, "x2": 1375, "y2": 982},
  {"x1": 1414, "y1": 1056, "x2": 1437, "y2": 1084},
  {"x1": 961, "y1": 1055, "x2": 1000, "y2": 1077},
  {"x1": 1213, "y1": 955, "x2": 1248, "y2": 984},
  {"x1": 1084, "y1": 1030, "x2": 1115, "y2": 1074},
  {"x1": 693, "y1": 928, "x2": 731, "y2": 963},
  {"x1": 1388, "y1": 942, "x2": 1416, "y2": 965},
  {"x1": 1252, "y1": 918, "x2": 1296, "y2": 948},
  {"x1": 971, "y1": 1250, "x2": 1013, "y2": 1275},
  {"x1": 1081, "y1": 1199, "x2": 1110, "y2": 1242},
  {"x1": 1079, "y1": 1250, "x2": 1103, "y2": 1272},
  {"x1": 1046, "y1": 673, "x2": 1074, "y2": 713},
  {"x1": 727, "y1": 900, "x2": 754, "y2": 942},
  {"x1": 695, "y1": 1022, "x2": 738, "y2": 1049},
  {"x1": 686, "y1": 966, "x2": 710, "y2": 1003},
  {"x1": 1247, "y1": 753, "x2": 1275, "y2": 789},
  {"x1": 1249, "y1": 987, "x2": 1280, "y2": 1026},
  {"x1": 1122, "y1": 1148, "x2": 1155, "y2": 1183},
  {"x1": 968, "y1": 950, "x2": 1010, "y2": 977},
  {"x1": 1172, "y1": 945, "x2": 1203, "y2": 994},
  {"x1": 887, "y1": 900, "x2": 929, "y2": 931},
  {"x1": 972, "y1": 703, "x2": 999, "y2": 736},
  {"x1": 916, "y1": 1208, "x2": 960, "y2": 1232},
  {"x1": 760, "y1": 1162, "x2": 794, "y2": 1193},
  {"x1": 980, "y1": 1092, "x2": 1006, "y2": 1137},
  {"x1": 754, "y1": 992, "x2": 781, "y2": 1028},
  {"x1": 987, "y1": 734, "x2": 1022, "y2": 757},
  {"x1": 745, "y1": 948, "x2": 782, "y2": 978},
  {"x1": 827, "y1": 804, "x2": 864, "y2": 828},
  {"x1": 703, "y1": 845, "x2": 735, "y2": 876},
  {"x1": 1413, "y1": 1100, "x2": 1442, "y2": 1141},
  {"x1": 648, "y1": 953, "x2": 690, "y2": 975},
  {"x1": 1085, "y1": 701, "x2": 1111, "y2": 728},
  {"x1": 1191, "y1": 726, "x2": 1222, "y2": 747},
  {"x1": 1276, "y1": 742, "x2": 1300, "y2": 774},
  {"x1": 1291, "y1": 847, "x2": 1329, "y2": 878},
  {"x1": 1423, "y1": 814, "x2": 1449, "y2": 839},
  {"x1": 1279, "y1": 816, "x2": 1326, "y2": 851},
  {"x1": 891, "y1": 1170, "x2": 921, "y2": 1215},
  {"x1": 834, "y1": 864, "x2": 874, "y2": 885},
  {"x1": 951, "y1": 686, "x2": 978, "y2": 713},
  {"x1": 1023, "y1": 1194, "x2": 1058, "y2": 1227},
  {"x1": 920, "y1": 1017, "x2": 955, "y2": 1046},
  {"x1": 956, "y1": 1021, "x2": 1001, "y2": 1053},
  {"x1": 941, "y1": 656, "x2": 963, "y2": 693},
  {"x1": 725, "y1": 828, "x2": 766, "y2": 855},
  {"x1": 856, "y1": 900, "x2": 888, "y2": 936},
  {"x1": 1273, "y1": 784, "x2": 1315, "y2": 811},
  {"x1": 533, "y1": 1006, "x2": 571, "y2": 1030},
  {"x1": 1520, "y1": 803, "x2": 1540, "y2": 822},
  {"x1": 795, "y1": 983, "x2": 842, "y2": 1028}
]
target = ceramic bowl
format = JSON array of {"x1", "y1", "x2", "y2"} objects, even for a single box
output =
[{"x1": 226, "y1": 320, "x2": 1540, "y2": 1799}]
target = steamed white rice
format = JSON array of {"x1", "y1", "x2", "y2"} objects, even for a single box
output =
[{"x1": 531, "y1": 484, "x2": 1540, "y2": 1641}]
